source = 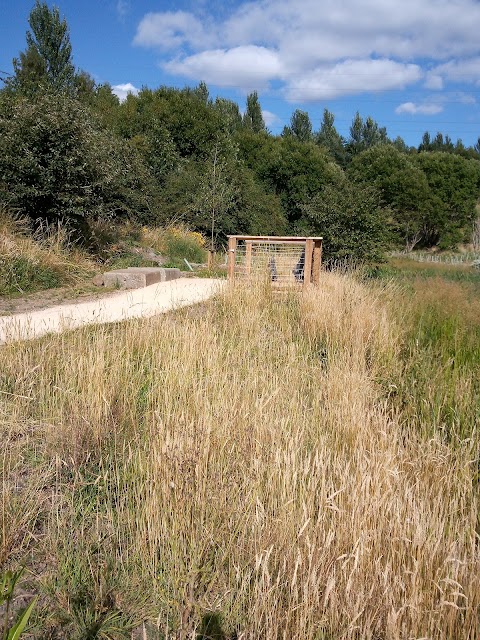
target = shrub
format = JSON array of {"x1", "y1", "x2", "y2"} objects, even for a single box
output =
[{"x1": 143, "y1": 225, "x2": 207, "y2": 265}]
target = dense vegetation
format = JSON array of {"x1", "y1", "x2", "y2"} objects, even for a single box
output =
[
  {"x1": 1, "y1": 262, "x2": 479, "y2": 638},
  {"x1": 1, "y1": 2, "x2": 480, "y2": 263}
]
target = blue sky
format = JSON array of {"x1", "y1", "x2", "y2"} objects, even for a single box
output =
[{"x1": 2, "y1": 0, "x2": 480, "y2": 147}]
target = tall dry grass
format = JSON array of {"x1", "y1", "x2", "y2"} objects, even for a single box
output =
[
  {"x1": 0, "y1": 208, "x2": 96, "y2": 296},
  {"x1": 1, "y1": 273, "x2": 478, "y2": 638}
]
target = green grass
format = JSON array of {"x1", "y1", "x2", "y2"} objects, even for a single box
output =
[
  {"x1": 369, "y1": 257, "x2": 480, "y2": 444},
  {"x1": 0, "y1": 256, "x2": 63, "y2": 296}
]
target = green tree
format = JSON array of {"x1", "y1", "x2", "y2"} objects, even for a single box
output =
[
  {"x1": 8, "y1": 0, "x2": 75, "y2": 94},
  {"x1": 214, "y1": 97, "x2": 243, "y2": 134},
  {"x1": 6, "y1": 45, "x2": 46, "y2": 96},
  {"x1": 190, "y1": 140, "x2": 239, "y2": 249},
  {"x1": 243, "y1": 91, "x2": 265, "y2": 133},
  {"x1": 347, "y1": 112, "x2": 388, "y2": 158},
  {"x1": 349, "y1": 145, "x2": 431, "y2": 250},
  {"x1": 287, "y1": 109, "x2": 313, "y2": 142},
  {"x1": 413, "y1": 151, "x2": 480, "y2": 247},
  {"x1": 0, "y1": 92, "x2": 154, "y2": 239},
  {"x1": 301, "y1": 173, "x2": 388, "y2": 264},
  {"x1": 316, "y1": 108, "x2": 346, "y2": 166}
]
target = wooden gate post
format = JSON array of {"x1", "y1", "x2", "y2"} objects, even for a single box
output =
[
  {"x1": 227, "y1": 236, "x2": 237, "y2": 281},
  {"x1": 304, "y1": 238, "x2": 314, "y2": 286},
  {"x1": 312, "y1": 239, "x2": 322, "y2": 285},
  {"x1": 245, "y1": 240, "x2": 253, "y2": 275}
]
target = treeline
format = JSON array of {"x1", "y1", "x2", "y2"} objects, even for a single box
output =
[{"x1": 1, "y1": 1, "x2": 480, "y2": 262}]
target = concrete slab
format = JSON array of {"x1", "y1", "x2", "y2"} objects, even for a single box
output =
[
  {"x1": 0, "y1": 278, "x2": 225, "y2": 345},
  {"x1": 101, "y1": 267, "x2": 182, "y2": 289}
]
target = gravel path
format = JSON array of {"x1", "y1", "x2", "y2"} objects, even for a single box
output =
[{"x1": 0, "y1": 278, "x2": 224, "y2": 344}]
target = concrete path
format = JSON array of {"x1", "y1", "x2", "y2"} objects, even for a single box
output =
[{"x1": 0, "y1": 278, "x2": 224, "y2": 345}]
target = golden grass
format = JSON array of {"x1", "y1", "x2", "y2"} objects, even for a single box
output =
[
  {"x1": 0, "y1": 209, "x2": 96, "y2": 295},
  {"x1": 1, "y1": 273, "x2": 479, "y2": 638}
]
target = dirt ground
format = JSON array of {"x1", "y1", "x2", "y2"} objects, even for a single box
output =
[{"x1": 0, "y1": 285, "x2": 120, "y2": 316}]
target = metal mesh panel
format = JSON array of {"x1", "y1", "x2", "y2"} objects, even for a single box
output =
[{"x1": 234, "y1": 241, "x2": 307, "y2": 284}]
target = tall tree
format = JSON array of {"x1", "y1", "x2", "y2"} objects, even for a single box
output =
[
  {"x1": 9, "y1": 0, "x2": 75, "y2": 94},
  {"x1": 0, "y1": 92, "x2": 154, "y2": 239},
  {"x1": 288, "y1": 109, "x2": 313, "y2": 142},
  {"x1": 301, "y1": 173, "x2": 388, "y2": 264},
  {"x1": 6, "y1": 45, "x2": 46, "y2": 95},
  {"x1": 243, "y1": 91, "x2": 265, "y2": 133},
  {"x1": 316, "y1": 108, "x2": 346, "y2": 166},
  {"x1": 347, "y1": 112, "x2": 388, "y2": 158},
  {"x1": 190, "y1": 140, "x2": 239, "y2": 249}
]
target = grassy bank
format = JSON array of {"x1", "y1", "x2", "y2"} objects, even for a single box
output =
[{"x1": 1, "y1": 271, "x2": 479, "y2": 639}]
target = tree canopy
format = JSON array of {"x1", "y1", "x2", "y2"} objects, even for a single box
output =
[{"x1": 1, "y1": 2, "x2": 480, "y2": 258}]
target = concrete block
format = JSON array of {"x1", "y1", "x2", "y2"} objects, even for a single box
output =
[{"x1": 101, "y1": 267, "x2": 182, "y2": 289}]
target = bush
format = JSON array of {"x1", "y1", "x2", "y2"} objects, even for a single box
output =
[
  {"x1": 300, "y1": 174, "x2": 389, "y2": 264},
  {"x1": 0, "y1": 92, "x2": 155, "y2": 242},
  {"x1": 143, "y1": 225, "x2": 207, "y2": 265}
]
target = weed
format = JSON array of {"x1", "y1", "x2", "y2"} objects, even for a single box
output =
[{"x1": 1, "y1": 568, "x2": 37, "y2": 640}]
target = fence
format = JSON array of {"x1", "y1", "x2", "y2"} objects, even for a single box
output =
[{"x1": 227, "y1": 236, "x2": 323, "y2": 286}]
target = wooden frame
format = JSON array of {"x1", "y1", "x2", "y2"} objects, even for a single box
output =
[{"x1": 227, "y1": 235, "x2": 323, "y2": 286}]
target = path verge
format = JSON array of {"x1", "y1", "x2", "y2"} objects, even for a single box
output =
[{"x1": 0, "y1": 278, "x2": 224, "y2": 344}]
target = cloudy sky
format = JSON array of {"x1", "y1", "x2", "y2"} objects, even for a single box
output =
[{"x1": 2, "y1": 0, "x2": 480, "y2": 146}]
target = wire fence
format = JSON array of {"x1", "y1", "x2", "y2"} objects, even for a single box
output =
[{"x1": 234, "y1": 241, "x2": 307, "y2": 284}]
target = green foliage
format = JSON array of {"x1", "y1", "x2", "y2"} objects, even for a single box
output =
[
  {"x1": 301, "y1": 174, "x2": 388, "y2": 264},
  {"x1": 316, "y1": 108, "x2": 346, "y2": 166},
  {"x1": 0, "y1": 255, "x2": 62, "y2": 295},
  {"x1": 347, "y1": 112, "x2": 388, "y2": 158},
  {"x1": 1, "y1": 568, "x2": 37, "y2": 640},
  {"x1": 160, "y1": 227, "x2": 207, "y2": 264},
  {"x1": 242, "y1": 91, "x2": 265, "y2": 133},
  {"x1": 7, "y1": 0, "x2": 75, "y2": 95},
  {"x1": 349, "y1": 145, "x2": 431, "y2": 249},
  {"x1": 272, "y1": 137, "x2": 339, "y2": 225},
  {"x1": 349, "y1": 145, "x2": 480, "y2": 250},
  {"x1": 413, "y1": 152, "x2": 480, "y2": 248},
  {"x1": 189, "y1": 140, "x2": 240, "y2": 249},
  {"x1": 284, "y1": 109, "x2": 313, "y2": 143},
  {"x1": 0, "y1": 92, "x2": 155, "y2": 240}
]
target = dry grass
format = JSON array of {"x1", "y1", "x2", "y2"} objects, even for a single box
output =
[
  {"x1": 0, "y1": 209, "x2": 96, "y2": 296},
  {"x1": 0, "y1": 273, "x2": 479, "y2": 639}
]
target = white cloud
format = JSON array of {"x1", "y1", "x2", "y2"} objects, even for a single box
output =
[
  {"x1": 262, "y1": 110, "x2": 280, "y2": 128},
  {"x1": 133, "y1": 11, "x2": 214, "y2": 50},
  {"x1": 424, "y1": 73, "x2": 444, "y2": 90},
  {"x1": 286, "y1": 59, "x2": 422, "y2": 102},
  {"x1": 164, "y1": 46, "x2": 283, "y2": 91},
  {"x1": 134, "y1": 0, "x2": 480, "y2": 100},
  {"x1": 116, "y1": 0, "x2": 129, "y2": 21},
  {"x1": 428, "y1": 57, "x2": 480, "y2": 86},
  {"x1": 112, "y1": 83, "x2": 139, "y2": 102},
  {"x1": 395, "y1": 102, "x2": 443, "y2": 115}
]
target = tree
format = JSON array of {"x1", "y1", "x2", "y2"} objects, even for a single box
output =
[
  {"x1": 243, "y1": 91, "x2": 265, "y2": 133},
  {"x1": 214, "y1": 97, "x2": 243, "y2": 134},
  {"x1": 346, "y1": 112, "x2": 388, "y2": 158},
  {"x1": 190, "y1": 140, "x2": 239, "y2": 249},
  {"x1": 8, "y1": 1, "x2": 75, "y2": 94},
  {"x1": 413, "y1": 151, "x2": 480, "y2": 247},
  {"x1": 316, "y1": 108, "x2": 346, "y2": 166},
  {"x1": 301, "y1": 173, "x2": 388, "y2": 264},
  {"x1": 349, "y1": 145, "x2": 431, "y2": 250},
  {"x1": 0, "y1": 92, "x2": 154, "y2": 240},
  {"x1": 6, "y1": 45, "x2": 46, "y2": 96},
  {"x1": 288, "y1": 109, "x2": 312, "y2": 142}
]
